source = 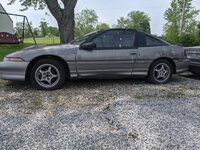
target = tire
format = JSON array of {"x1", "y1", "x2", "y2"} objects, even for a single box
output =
[
  {"x1": 30, "y1": 59, "x2": 66, "y2": 90},
  {"x1": 147, "y1": 59, "x2": 173, "y2": 84}
]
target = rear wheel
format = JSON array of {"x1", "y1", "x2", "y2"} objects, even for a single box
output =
[
  {"x1": 148, "y1": 59, "x2": 173, "y2": 84},
  {"x1": 30, "y1": 59, "x2": 66, "y2": 90}
]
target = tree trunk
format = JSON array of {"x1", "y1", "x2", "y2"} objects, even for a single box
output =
[
  {"x1": 45, "y1": 0, "x2": 78, "y2": 43},
  {"x1": 58, "y1": 10, "x2": 75, "y2": 43}
]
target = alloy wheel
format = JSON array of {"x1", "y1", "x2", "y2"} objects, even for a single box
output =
[
  {"x1": 153, "y1": 63, "x2": 170, "y2": 83},
  {"x1": 35, "y1": 64, "x2": 60, "y2": 88}
]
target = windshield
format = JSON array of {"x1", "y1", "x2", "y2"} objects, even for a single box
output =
[{"x1": 70, "y1": 30, "x2": 103, "y2": 45}]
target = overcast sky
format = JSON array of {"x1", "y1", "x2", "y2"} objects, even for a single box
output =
[{"x1": 1, "y1": 0, "x2": 200, "y2": 35}]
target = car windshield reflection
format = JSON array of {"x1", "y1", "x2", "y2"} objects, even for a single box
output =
[{"x1": 70, "y1": 30, "x2": 103, "y2": 45}]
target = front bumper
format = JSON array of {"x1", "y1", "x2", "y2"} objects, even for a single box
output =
[
  {"x1": 175, "y1": 59, "x2": 190, "y2": 73},
  {"x1": 188, "y1": 59, "x2": 200, "y2": 75},
  {"x1": 0, "y1": 61, "x2": 29, "y2": 81}
]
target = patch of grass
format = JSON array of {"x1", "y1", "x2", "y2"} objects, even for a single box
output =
[
  {"x1": 24, "y1": 37, "x2": 60, "y2": 44},
  {"x1": 163, "y1": 90, "x2": 185, "y2": 99},
  {"x1": 0, "y1": 37, "x2": 61, "y2": 61},
  {"x1": 25, "y1": 92, "x2": 43, "y2": 110},
  {"x1": 0, "y1": 80, "x2": 7, "y2": 88},
  {"x1": 164, "y1": 92, "x2": 176, "y2": 99},
  {"x1": 179, "y1": 71, "x2": 193, "y2": 76},
  {"x1": 0, "y1": 43, "x2": 32, "y2": 61},
  {"x1": 178, "y1": 90, "x2": 185, "y2": 97},
  {"x1": 134, "y1": 95, "x2": 145, "y2": 100},
  {"x1": 13, "y1": 98, "x2": 24, "y2": 104},
  {"x1": 26, "y1": 99, "x2": 43, "y2": 110},
  {"x1": 133, "y1": 94, "x2": 153, "y2": 100},
  {"x1": 51, "y1": 97, "x2": 60, "y2": 104},
  {"x1": 80, "y1": 102, "x2": 100, "y2": 108}
]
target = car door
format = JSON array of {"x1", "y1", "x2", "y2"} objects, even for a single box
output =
[
  {"x1": 77, "y1": 30, "x2": 138, "y2": 78},
  {"x1": 133, "y1": 32, "x2": 170, "y2": 76}
]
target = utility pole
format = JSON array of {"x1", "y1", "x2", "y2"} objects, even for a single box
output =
[{"x1": 180, "y1": 0, "x2": 187, "y2": 36}]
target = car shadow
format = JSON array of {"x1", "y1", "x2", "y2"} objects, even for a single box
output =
[
  {"x1": 64, "y1": 77, "x2": 146, "y2": 89},
  {"x1": 179, "y1": 72, "x2": 200, "y2": 80},
  {"x1": 0, "y1": 75, "x2": 185, "y2": 91},
  {"x1": 0, "y1": 80, "x2": 32, "y2": 90}
]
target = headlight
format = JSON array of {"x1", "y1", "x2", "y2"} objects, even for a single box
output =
[{"x1": 3, "y1": 57, "x2": 25, "y2": 62}]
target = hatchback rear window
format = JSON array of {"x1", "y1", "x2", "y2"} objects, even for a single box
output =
[{"x1": 138, "y1": 32, "x2": 168, "y2": 47}]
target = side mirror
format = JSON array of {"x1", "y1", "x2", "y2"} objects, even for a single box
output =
[{"x1": 80, "y1": 42, "x2": 96, "y2": 50}]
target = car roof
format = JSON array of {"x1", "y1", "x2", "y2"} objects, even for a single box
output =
[{"x1": 102, "y1": 28, "x2": 137, "y2": 32}]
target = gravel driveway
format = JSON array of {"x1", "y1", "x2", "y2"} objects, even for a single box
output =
[{"x1": 0, "y1": 75, "x2": 200, "y2": 150}]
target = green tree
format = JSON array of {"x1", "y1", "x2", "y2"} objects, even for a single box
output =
[
  {"x1": 164, "y1": 0, "x2": 199, "y2": 45},
  {"x1": 198, "y1": 22, "x2": 200, "y2": 42},
  {"x1": 75, "y1": 9, "x2": 98, "y2": 37},
  {"x1": 39, "y1": 19, "x2": 49, "y2": 37},
  {"x1": 114, "y1": 17, "x2": 128, "y2": 28},
  {"x1": 96, "y1": 23, "x2": 110, "y2": 30},
  {"x1": 15, "y1": 21, "x2": 33, "y2": 38},
  {"x1": 33, "y1": 27, "x2": 40, "y2": 37},
  {"x1": 8, "y1": 0, "x2": 78, "y2": 43},
  {"x1": 15, "y1": 22, "x2": 24, "y2": 36},
  {"x1": 115, "y1": 11, "x2": 151, "y2": 33},
  {"x1": 48, "y1": 26, "x2": 59, "y2": 36}
]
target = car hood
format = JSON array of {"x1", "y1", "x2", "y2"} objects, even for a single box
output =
[
  {"x1": 5, "y1": 43, "x2": 79, "y2": 61},
  {"x1": 22, "y1": 44, "x2": 78, "y2": 51}
]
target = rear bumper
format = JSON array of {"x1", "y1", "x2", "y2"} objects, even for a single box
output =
[
  {"x1": 0, "y1": 61, "x2": 29, "y2": 81},
  {"x1": 175, "y1": 59, "x2": 190, "y2": 73},
  {"x1": 190, "y1": 59, "x2": 200, "y2": 67}
]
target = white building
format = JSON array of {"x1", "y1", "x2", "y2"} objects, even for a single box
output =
[{"x1": 0, "y1": 3, "x2": 14, "y2": 34}]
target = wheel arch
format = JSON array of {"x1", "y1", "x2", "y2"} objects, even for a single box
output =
[
  {"x1": 25, "y1": 55, "x2": 70, "y2": 80},
  {"x1": 149, "y1": 57, "x2": 176, "y2": 74}
]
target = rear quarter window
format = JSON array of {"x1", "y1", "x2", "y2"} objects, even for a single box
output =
[{"x1": 138, "y1": 32, "x2": 168, "y2": 47}]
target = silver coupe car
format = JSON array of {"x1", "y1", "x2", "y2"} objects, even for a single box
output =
[{"x1": 0, "y1": 29, "x2": 189, "y2": 90}]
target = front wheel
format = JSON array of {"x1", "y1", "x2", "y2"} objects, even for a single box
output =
[
  {"x1": 30, "y1": 59, "x2": 66, "y2": 90},
  {"x1": 147, "y1": 59, "x2": 173, "y2": 84}
]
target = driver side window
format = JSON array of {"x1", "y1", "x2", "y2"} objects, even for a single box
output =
[
  {"x1": 93, "y1": 30, "x2": 135, "y2": 49},
  {"x1": 93, "y1": 30, "x2": 120, "y2": 49}
]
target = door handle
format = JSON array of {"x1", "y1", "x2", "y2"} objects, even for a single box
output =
[{"x1": 130, "y1": 52, "x2": 137, "y2": 55}]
